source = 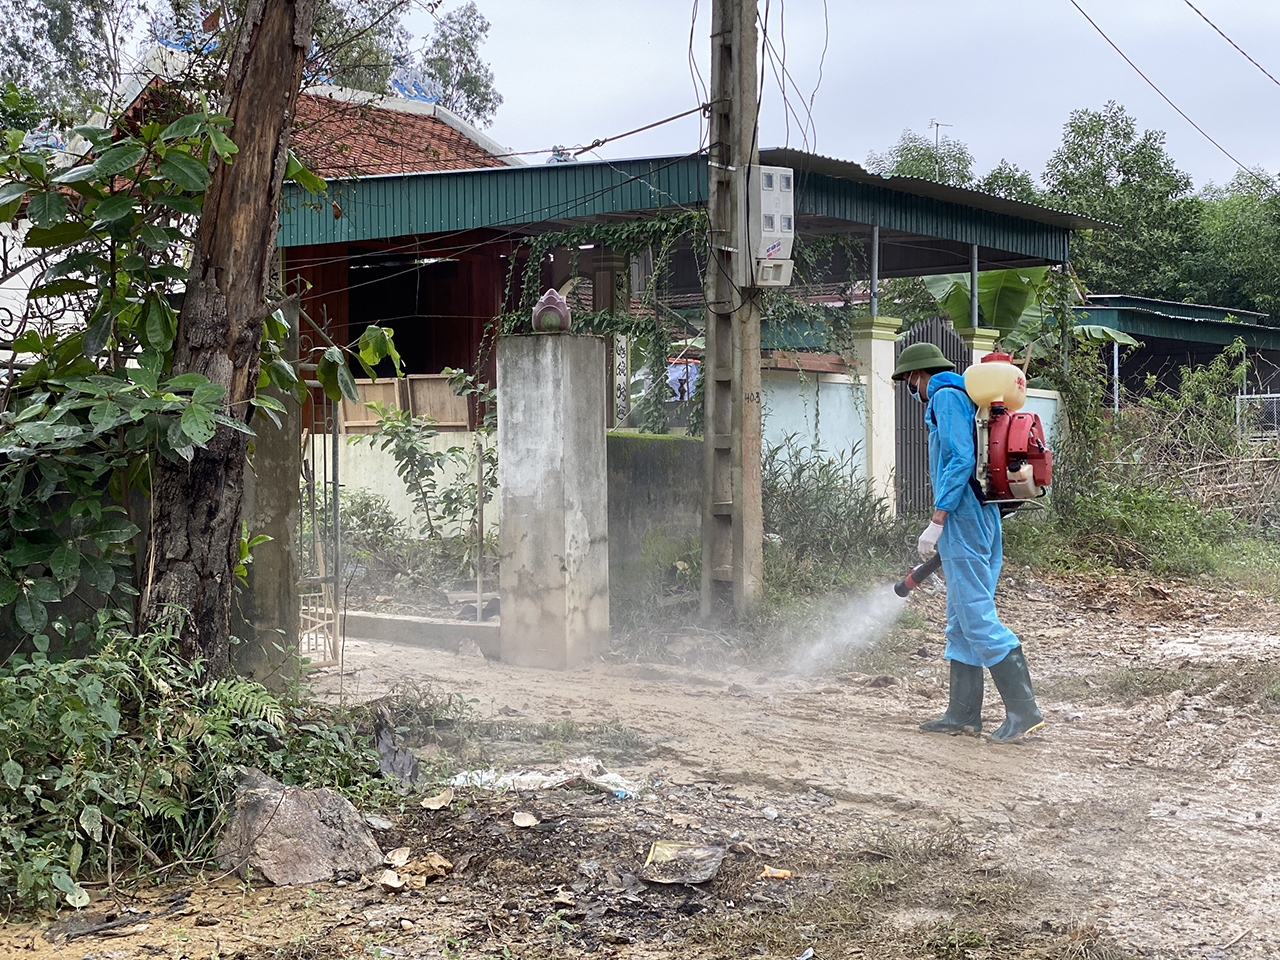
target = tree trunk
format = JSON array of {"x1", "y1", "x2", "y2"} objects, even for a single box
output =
[{"x1": 143, "y1": 0, "x2": 318, "y2": 672}]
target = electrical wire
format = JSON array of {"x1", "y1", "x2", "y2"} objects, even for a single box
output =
[
  {"x1": 1067, "y1": 0, "x2": 1274, "y2": 192},
  {"x1": 1181, "y1": 0, "x2": 1280, "y2": 90}
]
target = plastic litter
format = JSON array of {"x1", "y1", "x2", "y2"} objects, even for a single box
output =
[
  {"x1": 449, "y1": 756, "x2": 643, "y2": 799},
  {"x1": 761, "y1": 865, "x2": 792, "y2": 879},
  {"x1": 639, "y1": 840, "x2": 728, "y2": 884}
]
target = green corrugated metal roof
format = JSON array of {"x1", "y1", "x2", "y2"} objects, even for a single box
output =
[
  {"x1": 279, "y1": 155, "x2": 708, "y2": 248},
  {"x1": 278, "y1": 151, "x2": 1080, "y2": 263},
  {"x1": 1077, "y1": 303, "x2": 1280, "y2": 351}
]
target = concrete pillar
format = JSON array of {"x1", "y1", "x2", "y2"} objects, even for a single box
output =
[
  {"x1": 849, "y1": 315, "x2": 903, "y2": 510},
  {"x1": 958, "y1": 326, "x2": 1002, "y2": 365},
  {"x1": 234, "y1": 300, "x2": 302, "y2": 687},
  {"x1": 497, "y1": 334, "x2": 610, "y2": 669}
]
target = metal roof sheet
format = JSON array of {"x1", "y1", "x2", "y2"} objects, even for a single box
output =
[{"x1": 760, "y1": 148, "x2": 1112, "y2": 232}]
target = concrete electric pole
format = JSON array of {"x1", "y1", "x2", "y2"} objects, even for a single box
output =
[{"x1": 701, "y1": 0, "x2": 764, "y2": 617}]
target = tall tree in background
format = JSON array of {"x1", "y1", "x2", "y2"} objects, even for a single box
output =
[
  {"x1": 142, "y1": 0, "x2": 317, "y2": 672},
  {"x1": 866, "y1": 127, "x2": 975, "y2": 187},
  {"x1": 411, "y1": 0, "x2": 502, "y2": 126},
  {"x1": 1043, "y1": 101, "x2": 1203, "y2": 301},
  {"x1": 0, "y1": 0, "x2": 137, "y2": 118},
  {"x1": 1194, "y1": 170, "x2": 1280, "y2": 319},
  {"x1": 978, "y1": 160, "x2": 1041, "y2": 203}
]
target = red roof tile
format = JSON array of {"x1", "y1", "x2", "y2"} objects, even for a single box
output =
[{"x1": 292, "y1": 92, "x2": 507, "y2": 179}]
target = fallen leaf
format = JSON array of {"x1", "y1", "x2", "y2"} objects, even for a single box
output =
[
  {"x1": 384, "y1": 846, "x2": 411, "y2": 868},
  {"x1": 513, "y1": 812, "x2": 539, "y2": 828},
  {"x1": 378, "y1": 869, "x2": 406, "y2": 892},
  {"x1": 761, "y1": 865, "x2": 792, "y2": 879},
  {"x1": 420, "y1": 787, "x2": 454, "y2": 811}
]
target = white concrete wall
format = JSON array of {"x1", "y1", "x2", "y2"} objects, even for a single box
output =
[
  {"x1": 761, "y1": 369, "x2": 869, "y2": 475},
  {"x1": 309, "y1": 431, "x2": 498, "y2": 538}
]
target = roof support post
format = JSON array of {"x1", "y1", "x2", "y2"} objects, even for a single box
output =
[
  {"x1": 870, "y1": 225, "x2": 880, "y2": 318},
  {"x1": 701, "y1": 0, "x2": 763, "y2": 618},
  {"x1": 969, "y1": 243, "x2": 979, "y2": 330}
]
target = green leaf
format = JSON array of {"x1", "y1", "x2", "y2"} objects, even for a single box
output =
[
  {"x1": 26, "y1": 190, "x2": 68, "y2": 227},
  {"x1": 0, "y1": 181, "x2": 28, "y2": 206},
  {"x1": 144, "y1": 298, "x2": 174, "y2": 350},
  {"x1": 285, "y1": 150, "x2": 325, "y2": 195},
  {"x1": 24, "y1": 221, "x2": 90, "y2": 249},
  {"x1": 83, "y1": 313, "x2": 112, "y2": 356},
  {"x1": 193, "y1": 381, "x2": 226, "y2": 406},
  {"x1": 164, "y1": 373, "x2": 209, "y2": 391},
  {"x1": 13, "y1": 591, "x2": 47, "y2": 634},
  {"x1": 0, "y1": 578, "x2": 18, "y2": 606},
  {"x1": 91, "y1": 516, "x2": 140, "y2": 544},
  {"x1": 94, "y1": 193, "x2": 136, "y2": 222},
  {"x1": 27, "y1": 578, "x2": 60, "y2": 603},
  {"x1": 207, "y1": 128, "x2": 238, "y2": 161},
  {"x1": 49, "y1": 163, "x2": 96, "y2": 185},
  {"x1": 1074, "y1": 323, "x2": 1139, "y2": 346},
  {"x1": 138, "y1": 223, "x2": 170, "y2": 251},
  {"x1": 68, "y1": 841, "x2": 84, "y2": 878},
  {"x1": 153, "y1": 193, "x2": 201, "y2": 216},
  {"x1": 160, "y1": 112, "x2": 205, "y2": 140},
  {"x1": 79, "y1": 804, "x2": 104, "y2": 842},
  {"x1": 28, "y1": 278, "x2": 95, "y2": 299},
  {"x1": 90, "y1": 143, "x2": 146, "y2": 178},
  {"x1": 159, "y1": 151, "x2": 210, "y2": 191},
  {"x1": 1, "y1": 758, "x2": 22, "y2": 789},
  {"x1": 7, "y1": 538, "x2": 56, "y2": 566},
  {"x1": 81, "y1": 554, "x2": 115, "y2": 593},
  {"x1": 181, "y1": 402, "x2": 216, "y2": 445},
  {"x1": 49, "y1": 544, "x2": 80, "y2": 581}
]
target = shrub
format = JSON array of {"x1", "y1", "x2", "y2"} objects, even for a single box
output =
[
  {"x1": 761, "y1": 436, "x2": 909, "y2": 593},
  {"x1": 0, "y1": 623, "x2": 389, "y2": 915}
]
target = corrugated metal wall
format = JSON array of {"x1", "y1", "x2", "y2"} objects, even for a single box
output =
[{"x1": 895, "y1": 318, "x2": 971, "y2": 517}]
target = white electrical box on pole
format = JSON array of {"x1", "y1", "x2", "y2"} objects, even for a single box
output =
[{"x1": 702, "y1": 0, "x2": 778, "y2": 617}]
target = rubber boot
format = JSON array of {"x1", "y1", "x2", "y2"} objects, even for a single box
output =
[
  {"x1": 920, "y1": 660, "x2": 984, "y2": 735},
  {"x1": 988, "y1": 646, "x2": 1045, "y2": 743}
]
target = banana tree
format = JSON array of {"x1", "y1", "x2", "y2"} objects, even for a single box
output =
[{"x1": 923, "y1": 266, "x2": 1136, "y2": 356}]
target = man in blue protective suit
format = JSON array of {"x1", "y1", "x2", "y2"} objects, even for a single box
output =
[{"x1": 892, "y1": 342, "x2": 1044, "y2": 743}]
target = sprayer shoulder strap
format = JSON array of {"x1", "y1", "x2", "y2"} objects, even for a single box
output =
[{"x1": 927, "y1": 383, "x2": 990, "y2": 506}]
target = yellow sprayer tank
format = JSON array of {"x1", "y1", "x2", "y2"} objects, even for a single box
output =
[{"x1": 963, "y1": 352, "x2": 1027, "y2": 411}]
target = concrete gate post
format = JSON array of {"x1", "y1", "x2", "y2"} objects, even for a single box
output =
[
  {"x1": 959, "y1": 326, "x2": 1002, "y2": 364},
  {"x1": 849, "y1": 315, "x2": 904, "y2": 510},
  {"x1": 497, "y1": 334, "x2": 610, "y2": 669}
]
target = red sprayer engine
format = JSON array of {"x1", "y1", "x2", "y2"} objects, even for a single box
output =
[{"x1": 965, "y1": 353, "x2": 1053, "y2": 503}]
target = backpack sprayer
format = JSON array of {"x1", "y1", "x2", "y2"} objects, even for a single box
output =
[{"x1": 894, "y1": 352, "x2": 1055, "y2": 597}]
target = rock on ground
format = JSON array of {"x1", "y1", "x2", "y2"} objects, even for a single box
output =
[{"x1": 216, "y1": 768, "x2": 383, "y2": 885}]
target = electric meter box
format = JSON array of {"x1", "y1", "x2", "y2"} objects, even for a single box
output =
[{"x1": 748, "y1": 164, "x2": 795, "y2": 287}]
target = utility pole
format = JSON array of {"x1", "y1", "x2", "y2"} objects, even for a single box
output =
[{"x1": 701, "y1": 0, "x2": 763, "y2": 617}]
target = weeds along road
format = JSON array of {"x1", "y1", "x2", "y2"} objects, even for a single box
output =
[{"x1": 4, "y1": 571, "x2": 1275, "y2": 959}]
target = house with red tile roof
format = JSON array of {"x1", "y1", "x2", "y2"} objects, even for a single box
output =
[{"x1": 291, "y1": 85, "x2": 522, "y2": 178}]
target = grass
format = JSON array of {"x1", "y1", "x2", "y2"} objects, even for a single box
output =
[{"x1": 684, "y1": 823, "x2": 1133, "y2": 960}]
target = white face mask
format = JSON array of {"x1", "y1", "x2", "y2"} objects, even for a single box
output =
[{"x1": 908, "y1": 380, "x2": 925, "y2": 403}]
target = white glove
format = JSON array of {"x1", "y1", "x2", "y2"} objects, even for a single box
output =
[{"x1": 917, "y1": 521, "x2": 944, "y2": 559}]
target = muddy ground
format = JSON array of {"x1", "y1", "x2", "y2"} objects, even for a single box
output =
[{"x1": 3, "y1": 571, "x2": 1278, "y2": 960}]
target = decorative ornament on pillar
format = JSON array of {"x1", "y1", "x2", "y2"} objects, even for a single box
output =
[{"x1": 532, "y1": 289, "x2": 571, "y2": 333}]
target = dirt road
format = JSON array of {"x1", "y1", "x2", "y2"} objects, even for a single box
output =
[
  {"x1": 308, "y1": 573, "x2": 1280, "y2": 959},
  {"x1": 3, "y1": 573, "x2": 1276, "y2": 959}
]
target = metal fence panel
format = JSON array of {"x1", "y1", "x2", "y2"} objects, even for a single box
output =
[{"x1": 895, "y1": 318, "x2": 971, "y2": 516}]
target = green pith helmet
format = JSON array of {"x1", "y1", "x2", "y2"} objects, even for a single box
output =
[{"x1": 892, "y1": 342, "x2": 956, "y2": 381}]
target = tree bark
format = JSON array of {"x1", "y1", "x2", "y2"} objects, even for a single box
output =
[{"x1": 143, "y1": 0, "x2": 318, "y2": 672}]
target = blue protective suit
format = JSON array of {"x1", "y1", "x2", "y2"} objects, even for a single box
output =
[{"x1": 924, "y1": 371, "x2": 1020, "y2": 668}]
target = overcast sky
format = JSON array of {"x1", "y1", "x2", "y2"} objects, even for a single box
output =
[{"x1": 405, "y1": 0, "x2": 1280, "y2": 190}]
